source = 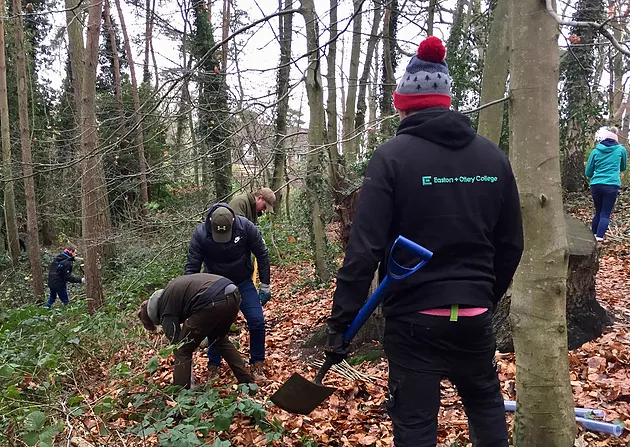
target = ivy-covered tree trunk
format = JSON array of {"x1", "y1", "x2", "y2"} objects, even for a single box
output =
[
  {"x1": 271, "y1": 0, "x2": 293, "y2": 212},
  {"x1": 380, "y1": 0, "x2": 398, "y2": 139},
  {"x1": 13, "y1": 0, "x2": 44, "y2": 298},
  {"x1": 477, "y1": 0, "x2": 509, "y2": 145},
  {"x1": 114, "y1": 0, "x2": 150, "y2": 209},
  {"x1": 300, "y1": 0, "x2": 330, "y2": 282},
  {"x1": 509, "y1": 0, "x2": 576, "y2": 444},
  {"x1": 560, "y1": 0, "x2": 604, "y2": 193},
  {"x1": 0, "y1": 0, "x2": 19, "y2": 267},
  {"x1": 193, "y1": 0, "x2": 232, "y2": 200}
]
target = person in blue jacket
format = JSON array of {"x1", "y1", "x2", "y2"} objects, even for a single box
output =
[
  {"x1": 46, "y1": 244, "x2": 84, "y2": 308},
  {"x1": 184, "y1": 203, "x2": 271, "y2": 381},
  {"x1": 585, "y1": 127, "x2": 627, "y2": 242}
]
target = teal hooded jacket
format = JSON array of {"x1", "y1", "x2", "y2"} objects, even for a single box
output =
[{"x1": 585, "y1": 139, "x2": 627, "y2": 186}]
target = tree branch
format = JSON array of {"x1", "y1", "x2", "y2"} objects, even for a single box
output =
[
  {"x1": 545, "y1": 0, "x2": 630, "y2": 56},
  {"x1": 463, "y1": 96, "x2": 509, "y2": 115}
]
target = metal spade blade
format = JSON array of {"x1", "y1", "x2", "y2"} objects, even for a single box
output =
[{"x1": 270, "y1": 372, "x2": 336, "y2": 415}]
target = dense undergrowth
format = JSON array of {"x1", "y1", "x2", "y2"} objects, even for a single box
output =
[{"x1": 0, "y1": 204, "x2": 318, "y2": 446}]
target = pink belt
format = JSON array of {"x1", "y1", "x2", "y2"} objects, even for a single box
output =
[{"x1": 420, "y1": 306, "x2": 488, "y2": 317}]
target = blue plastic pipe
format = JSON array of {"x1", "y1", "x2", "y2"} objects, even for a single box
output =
[
  {"x1": 343, "y1": 236, "x2": 433, "y2": 342},
  {"x1": 576, "y1": 417, "x2": 623, "y2": 437},
  {"x1": 503, "y1": 400, "x2": 605, "y2": 418},
  {"x1": 504, "y1": 401, "x2": 621, "y2": 437}
]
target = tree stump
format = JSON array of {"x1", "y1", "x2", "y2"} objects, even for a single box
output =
[{"x1": 493, "y1": 214, "x2": 612, "y2": 352}]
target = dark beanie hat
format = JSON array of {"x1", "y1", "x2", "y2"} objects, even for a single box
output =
[{"x1": 393, "y1": 36, "x2": 451, "y2": 112}]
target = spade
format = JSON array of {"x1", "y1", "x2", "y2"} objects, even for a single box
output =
[{"x1": 270, "y1": 235, "x2": 433, "y2": 415}]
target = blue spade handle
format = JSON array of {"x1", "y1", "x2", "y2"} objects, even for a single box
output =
[{"x1": 343, "y1": 236, "x2": 433, "y2": 342}]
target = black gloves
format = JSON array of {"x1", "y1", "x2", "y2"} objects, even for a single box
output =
[{"x1": 325, "y1": 330, "x2": 350, "y2": 364}]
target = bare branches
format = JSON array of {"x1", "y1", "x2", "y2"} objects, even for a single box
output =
[{"x1": 545, "y1": 0, "x2": 630, "y2": 56}]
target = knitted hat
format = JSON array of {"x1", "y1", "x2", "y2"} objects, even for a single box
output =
[{"x1": 393, "y1": 36, "x2": 451, "y2": 112}]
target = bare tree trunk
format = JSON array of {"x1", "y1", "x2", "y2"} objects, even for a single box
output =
[
  {"x1": 509, "y1": 0, "x2": 576, "y2": 445},
  {"x1": 81, "y1": 0, "x2": 107, "y2": 313},
  {"x1": 300, "y1": 0, "x2": 330, "y2": 282},
  {"x1": 477, "y1": 0, "x2": 509, "y2": 144},
  {"x1": 610, "y1": 0, "x2": 623, "y2": 123},
  {"x1": 325, "y1": 0, "x2": 347, "y2": 204},
  {"x1": 174, "y1": 78, "x2": 191, "y2": 179},
  {"x1": 13, "y1": 0, "x2": 43, "y2": 298},
  {"x1": 65, "y1": 0, "x2": 115, "y2": 260},
  {"x1": 367, "y1": 49, "x2": 379, "y2": 153},
  {"x1": 271, "y1": 0, "x2": 293, "y2": 212},
  {"x1": 150, "y1": 33, "x2": 159, "y2": 90},
  {"x1": 142, "y1": 0, "x2": 153, "y2": 84},
  {"x1": 355, "y1": 0, "x2": 382, "y2": 154},
  {"x1": 0, "y1": 0, "x2": 19, "y2": 266},
  {"x1": 427, "y1": 0, "x2": 437, "y2": 35},
  {"x1": 103, "y1": 0, "x2": 124, "y2": 117},
  {"x1": 114, "y1": 0, "x2": 150, "y2": 210},
  {"x1": 342, "y1": 0, "x2": 363, "y2": 164}
]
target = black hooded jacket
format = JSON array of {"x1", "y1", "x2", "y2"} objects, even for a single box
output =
[
  {"x1": 184, "y1": 203, "x2": 271, "y2": 285},
  {"x1": 47, "y1": 252, "x2": 82, "y2": 289},
  {"x1": 328, "y1": 108, "x2": 524, "y2": 332}
]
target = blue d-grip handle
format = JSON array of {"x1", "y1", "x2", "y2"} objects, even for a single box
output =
[{"x1": 343, "y1": 236, "x2": 432, "y2": 342}]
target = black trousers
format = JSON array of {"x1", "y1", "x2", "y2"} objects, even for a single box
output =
[{"x1": 383, "y1": 311, "x2": 508, "y2": 447}]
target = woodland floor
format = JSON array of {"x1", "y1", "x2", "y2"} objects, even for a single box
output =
[{"x1": 69, "y1": 193, "x2": 630, "y2": 446}]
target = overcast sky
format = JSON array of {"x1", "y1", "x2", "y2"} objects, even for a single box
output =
[{"x1": 42, "y1": 0, "x2": 452, "y2": 126}]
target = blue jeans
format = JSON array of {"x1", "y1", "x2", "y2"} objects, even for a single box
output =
[
  {"x1": 207, "y1": 280, "x2": 265, "y2": 366},
  {"x1": 591, "y1": 184, "x2": 619, "y2": 238},
  {"x1": 46, "y1": 286, "x2": 69, "y2": 308}
]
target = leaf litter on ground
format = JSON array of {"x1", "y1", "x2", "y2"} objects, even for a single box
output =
[{"x1": 66, "y1": 198, "x2": 630, "y2": 446}]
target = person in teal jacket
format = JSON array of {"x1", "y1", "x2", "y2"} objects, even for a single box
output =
[{"x1": 585, "y1": 127, "x2": 627, "y2": 241}]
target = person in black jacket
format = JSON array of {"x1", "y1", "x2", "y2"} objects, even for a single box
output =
[
  {"x1": 326, "y1": 37, "x2": 524, "y2": 447},
  {"x1": 138, "y1": 273, "x2": 254, "y2": 388},
  {"x1": 46, "y1": 244, "x2": 84, "y2": 308},
  {"x1": 185, "y1": 203, "x2": 271, "y2": 381}
]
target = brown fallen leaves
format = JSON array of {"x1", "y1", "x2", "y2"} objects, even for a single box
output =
[{"x1": 69, "y1": 243, "x2": 630, "y2": 446}]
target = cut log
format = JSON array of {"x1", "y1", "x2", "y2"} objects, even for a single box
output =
[{"x1": 493, "y1": 214, "x2": 612, "y2": 352}]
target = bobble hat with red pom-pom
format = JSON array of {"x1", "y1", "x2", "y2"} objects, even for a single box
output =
[{"x1": 393, "y1": 36, "x2": 451, "y2": 112}]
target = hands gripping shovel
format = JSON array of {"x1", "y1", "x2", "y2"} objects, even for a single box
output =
[{"x1": 270, "y1": 235, "x2": 433, "y2": 415}]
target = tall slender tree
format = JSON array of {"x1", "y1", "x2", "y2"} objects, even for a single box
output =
[
  {"x1": 324, "y1": 0, "x2": 347, "y2": 205},
  {"x1": 81, "y1": 0, "x2": 107, "y2": 313},
  {"x1": 342, "y1": 0, "x2": 363, "y2": 164},
  {"x1": 102, "y1": 0, "x2": 125, "y2": 116},
  {"x1": 380, "y1": 0, "x2": 398, "y2": 139},
  {"x1": 65, "y1": 0, "x2": 115, "y2": 259},
  {"x1": 354, "y1": 0, "x2": 382, "y2": 155},
  {"x1": 477, "y1": 0, "x2": 509, "y2": 145},
  {"x1": 509, "y1": 0, "x2": 576, "y2": 444},
  {"x1": 0, "y1": 0, "x2": 18, "y2": 266},
  {"x1": 114, "y1": 0, "x2": 150, "y2": 209},
  {"x1": 13, "y1": 0, "x2": 43, "y2": 297},
  {"x1": 301, "y1": 0, "x2": 330, "y2": 282},
  {"x1": 271, "y1": 0, "x2": 294, "y2": 211}
]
